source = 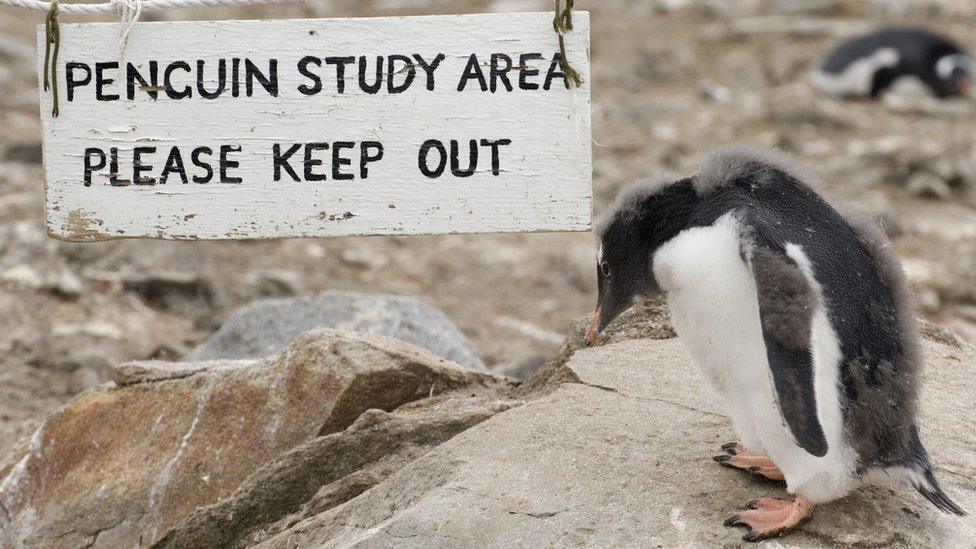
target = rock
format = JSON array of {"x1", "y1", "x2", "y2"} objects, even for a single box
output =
[
  {"x1": 906, "y1": 171, "x2": 953, "y2": 200},
  {"x1": 0, "y1": 264, "x2": 83, "y2": 297},
  {"x1": 339, "y1": 247, "x2": 389, "y2": 270},
  {"x1": 519, "y1": 296, "x2": 675, "y2": 396},
  {"x1": 122, "y1": 271, "x2": 216, "y2": 313},
  {"x1": 244, "y1": 269, "x2": 305, "y2": 298},
  {"x1": 187, "y1": 291, "x2": 486, "y2": 371},
  {"x1": 251, "y1": 334, "x2": 976, "y2": 548},
  {"x1": 155, "y1": 396, "x2": 518, "y2": 549},
  {"x1": 0, "y1": 330, "x2": 511, "y2": 548},
  {"x1": 3, "y1": 142, "x2": 42, "y2": 165},
  {"x1": 52, "y1": 268, "x2": 84, "y2": 297},
  {"x1": 0, "y1": 265, "x2": 41, "y2": 289}
]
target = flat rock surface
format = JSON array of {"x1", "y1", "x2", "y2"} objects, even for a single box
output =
[
  {"x1": 0, "y1": 329, "x2": 506, "y2": 548},
  {"x1": 259, "y1": 336, "x2": 976, "y2": 548}
]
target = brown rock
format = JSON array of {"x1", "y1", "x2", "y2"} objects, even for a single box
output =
[
  {"x1": 155, "y1": 396, "x2": 517, "y2": 549},
  {"x1": 0, "y1": 329, "x2": 510, "y2": 548}
]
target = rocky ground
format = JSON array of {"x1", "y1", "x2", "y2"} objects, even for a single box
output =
[
  {"x1": 1, "y1": 0, "x2": 975, "y2": 473},
  {"x1": 2, "y1": 304, "x2": 973, "y2": 547}
]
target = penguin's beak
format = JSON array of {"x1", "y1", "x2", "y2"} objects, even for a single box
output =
[{"x1": 585, "y1": 306, "x2": 601, "y2": 346}]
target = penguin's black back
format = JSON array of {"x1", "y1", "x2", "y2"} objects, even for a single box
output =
[
  {"x1": 821, "y1": 27, "x2": 967, "y2": 97},
  {"x1": 688, "y1": 148, "x2": 918, "y2": 470},
  {"x1": 822, "y1": 27, "x2": 963, "y2": 73}
]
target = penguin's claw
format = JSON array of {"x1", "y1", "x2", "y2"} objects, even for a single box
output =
[
  {"x1": 746, "y1": 465, "x2": 786, "y2": 482},
  {"x1": 716, "y1": 456, "x2": 785, "y2": 481},
  {"x1": 713, "y1": 443, "x2": 785, "y2": 482},
  {"x1": 724, "y1": 496, "x2": 812, "y2": 542}
]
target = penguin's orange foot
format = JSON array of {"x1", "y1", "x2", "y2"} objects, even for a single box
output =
[
  {"x1": 724, "y1": 496, "x2": 812, "y2": 542},
  {"x1": 713, "y1": 443, "x2": 785, "y2": 482}
]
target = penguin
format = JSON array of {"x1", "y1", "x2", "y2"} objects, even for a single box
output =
[
  {"x1": 585, "y1": 145, "x2": 966, "y2": 542},
  {"x1": 811, "y1": 27, "x2": 972, "y2": 99}
]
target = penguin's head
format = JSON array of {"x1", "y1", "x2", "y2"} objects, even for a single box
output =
[
  {"x1": 934, "y1": 53, "x2": 973, "y2": 95},
  {"x1": 585, "y1": 176, "x2": 699, "y2": 345}
]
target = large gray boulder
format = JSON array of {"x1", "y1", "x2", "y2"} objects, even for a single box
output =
[
  {"x1": 187, "y1": 291, "x2": 486, "y2": 370},
  {"x1": 250, "y1": 335, "x2": 976, "y2": 547}
]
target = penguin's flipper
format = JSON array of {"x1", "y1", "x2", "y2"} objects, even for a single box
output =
[{"x1": 750, "y1": 247, "x2": 829, "y2": 458}]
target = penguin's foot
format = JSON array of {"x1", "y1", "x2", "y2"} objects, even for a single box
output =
[
  {"x1": 713, "y1": 443, "x2": 785, "y2": 482},
  {"x1": 724, "y1": 496, "x2": 812, "y2": 542}
]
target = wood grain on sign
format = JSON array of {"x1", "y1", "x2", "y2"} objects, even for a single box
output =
[{"x1": 37, "y1": 13, "x2": 591, "y2": 241}]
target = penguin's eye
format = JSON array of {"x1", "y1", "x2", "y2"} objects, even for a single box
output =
[{"x1": 600, "y1": 261, "x2": 610, "y2": 277}]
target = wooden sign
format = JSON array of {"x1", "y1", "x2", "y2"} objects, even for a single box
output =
[{"x1": 37, "y1": 13, "x2": 591, "y2": 241}]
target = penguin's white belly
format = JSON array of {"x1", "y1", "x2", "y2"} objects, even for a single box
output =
[{"x1": 652, "y1": 214, "x2": 858, "y2": 504}]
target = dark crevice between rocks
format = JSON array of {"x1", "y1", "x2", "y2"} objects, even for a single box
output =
[
  {"x1": 505, "y1": 509, "x2": 564, "y2": 519},
  {"x1": 317, "y1": 353, "x2": 512, "y2": 437},
  {"x1": 576, "y1": 382, "x2": 618, "y2": 393},
  {"x1": 111, "y1": 365, "x2": 213, "y2": 387}
]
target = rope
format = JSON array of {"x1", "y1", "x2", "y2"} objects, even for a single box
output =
[
  {"x1": 553, "y1": 0, "x2": 583, "y2": 88},
  {"x1": 115, "y1": 0, "x2": 141, "y2": 61},
  {"x1": 0, "y1": 0, "x2": 306, "y2": 14},
  {"x1": 43, "y1": 0, "x2": 60, "y2": 116}
]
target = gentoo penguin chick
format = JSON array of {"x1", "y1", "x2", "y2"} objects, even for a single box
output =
[
  {"x1": 812, "y1": 27, "x2": 972, "y2": 99},
  {"x1": 585, "y1": 145, "x2": 965, "y2": 541}
]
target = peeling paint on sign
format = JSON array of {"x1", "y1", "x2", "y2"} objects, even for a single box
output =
[{"x1": 39, "y1": 13, "x2": 592, "y2": 241}]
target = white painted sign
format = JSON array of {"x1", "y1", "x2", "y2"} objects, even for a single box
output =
[{"x1": 37, "y1": 12, "x2": 591, "y2": 241}]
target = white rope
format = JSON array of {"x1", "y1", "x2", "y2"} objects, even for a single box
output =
[
  {"x1": 114, "y1": 0, "x2": 141, "y2": 61},
  {"x1": 0, "y1": 0, "x2": 306, "y2": 14}
]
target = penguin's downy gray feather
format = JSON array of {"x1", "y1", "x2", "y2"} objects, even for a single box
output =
[
  {"x1": 594, "y1": 174, "x2": 677, "y2": 240},
  {"x1": 840, "y1": 211, "x2": 922, "y2": 467},
  {"x1": 696, "y1": 144, "x2": 823, "y2": 196},
  {"x1": 750, "y1": 246, "x2": 828, "y2": 457},
  {"x1": 839, "y1": 212, "x2": 964, "y2": 514},
  {"x1": 842, "y1": 211, "x2": 922, "y2": 378}
]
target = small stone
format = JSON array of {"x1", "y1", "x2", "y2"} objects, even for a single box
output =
[
  {"x1": 51, "y1": 321, "x2": 125, "y2": 340},
  {"x1": 245, "y1": 269, "x2": 304, "y2": 298},
  {"x1": 122, "y1": 271, "x2": 216, "y2": 312},
  {"x1": 53, "y1": 268, "x2": 84, "y2": 297},
  {"x1": 3, "y1": 142, "x2": 42, "y2": 165},
  {"x1": 339, "y1": 248, "x2": 388, "y2": 270},
  {"x1": 906, "y1": 171, "x2": 952, "y2": 200},
  {"x1": 0, "y1": 265, "x2": 41, "y2": 289},
  {"x1": 916, "y1": 289, "x2": 941, "y2": 313}
]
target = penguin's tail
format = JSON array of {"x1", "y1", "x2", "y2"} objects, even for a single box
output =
[
  {"x1": 912, "y1": 465, "x2": 966, "y2": 516},
  {"x1": 907, "y1": 426, "x2": 966, "y2": 516}
]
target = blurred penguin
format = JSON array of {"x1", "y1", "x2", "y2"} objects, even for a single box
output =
[{"x1": 812, "y1": 27, "x2": 972, "y2": 99}]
